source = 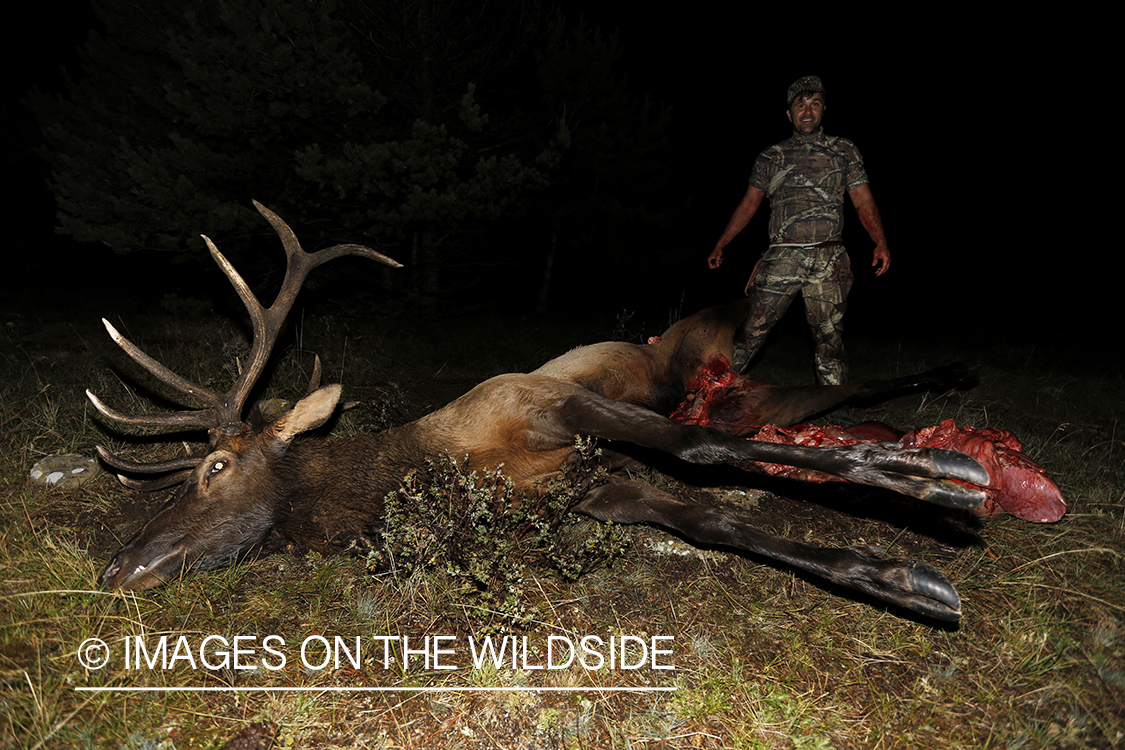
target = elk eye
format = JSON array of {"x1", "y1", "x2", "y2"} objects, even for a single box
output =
[{"x1": 210, "y1": 460, "x2": 226, "y2": 475}]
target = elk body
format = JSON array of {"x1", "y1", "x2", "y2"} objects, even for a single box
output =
[{"x1": 92, "y1": 203, "x2": 989, "y2": 622}]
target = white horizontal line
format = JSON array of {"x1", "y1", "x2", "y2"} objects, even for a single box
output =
[{"x1": 76, "y1": 686, "x2": 677, "y2": 693}]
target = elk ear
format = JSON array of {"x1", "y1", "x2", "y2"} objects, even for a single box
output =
[{"x1": 270, "y1": 384, "x2": 343, "y2": 443}]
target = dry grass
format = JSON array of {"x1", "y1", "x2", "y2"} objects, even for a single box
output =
[{"x1": 1, "y1": 308, "x2": 1122, "y2": 749}]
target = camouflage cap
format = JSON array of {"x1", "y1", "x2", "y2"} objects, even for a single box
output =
[{"x1": 787, "y1": 76, "x2": 825, "y2": 106}]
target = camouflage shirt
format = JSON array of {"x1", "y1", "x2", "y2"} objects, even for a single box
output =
[{"x1": 749, "y1": 130, "x2": 868, "y2": 246}]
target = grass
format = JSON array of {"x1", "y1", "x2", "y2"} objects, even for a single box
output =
[{"x1": 1, "y1": 305, "x2": 1122, "y2": 748}]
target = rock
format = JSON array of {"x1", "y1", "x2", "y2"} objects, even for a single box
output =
[
  {"x1": 29, "y1": 454, "x2": 103, "y2": 489},
  {"x1": 256, "y1": 398, "x2": 293, "y2": 423}
]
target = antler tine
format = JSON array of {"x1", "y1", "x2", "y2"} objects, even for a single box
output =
[
  {"x1": 301, "y1": 242, "x2": 404, "y2": 271},
  {"x1": 305, "y1": 354, "x2": 323, "y2": 396},
  {"x1": 89, "y1": 203, "x2": 401, "y2": 490},
  {"x1": 117, "y1": 471, "x2": 196, "y2": 492},
  {"x1": 206, "y1": 202, "x2": 402, "y2": 426},
  {"x1": 86, "y1": 389, "x2": 223, "y2": 432},
  {"x1": 87, "y1": 318, "x2": 225, "y2": 433},
  {"x1": 95, "y1": 319, "x2": 222, "y2": 422},
  {"x1": 95, "y1": 444, "x2": 203, "y2": 474},
  {"x1": 94, "y1": 445, "x2": 202, "y2": 491},
  {"x1": 251, "y1": 200, "x2": 404, "y2": 271},
  {"x1": 252, "y1": 199, "x2": 306, "y2": 265},
  {"x1": 89, "y1": 320, "x2": 225, "y2": 480},
  {"x1": 202, "y1": 235, "x2": 270, "y2": 428}
]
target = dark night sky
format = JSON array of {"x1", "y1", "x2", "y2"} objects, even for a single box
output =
[
  {"x1": 590, "y1": 10, "x2": 1085, "y2": 346},
  {"x1": 8, "y1": 4, "x2": 1101, "y2": 353}
]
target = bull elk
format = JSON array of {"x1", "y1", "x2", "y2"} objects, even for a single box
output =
[{"x1": 90, "y1": 202, "x2": 989, "y2": 621}]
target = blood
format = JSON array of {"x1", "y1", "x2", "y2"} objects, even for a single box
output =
[
  {"x1": 667, "y1": 360, "x2": 1066, "y2": 523},
  {"x1": 667, "y1": 354, "x2": 739, "y2": 427},
  {"x1": 900, "y1": 420, "x2": 1066, "y2": 522}
]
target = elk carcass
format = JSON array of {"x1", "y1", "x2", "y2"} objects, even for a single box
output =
[
  {"x1": 531, "y1": 296, "x2": 1065, "y2": 524},
  {"x1": 91, "y1": 203, "x2": 994, "y2": 622},
  {"x1": 658, "y1": 353, "x2": 1066, "y2": 523}
]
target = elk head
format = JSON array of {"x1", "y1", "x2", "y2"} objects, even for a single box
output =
[{"x1": 90, "y1": 202, "x2": 399, "y2": 590}]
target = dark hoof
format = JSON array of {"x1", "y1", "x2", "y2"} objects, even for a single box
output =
[
  {"x1": 906, "y1": 560, "x2": 962, "y2": 622},
  {"x1": 930, "y1": 448, "x2": 990, "y2": 486},
  {"x1": 922, "y1": 480, "x2": 987, "y2": 510}
]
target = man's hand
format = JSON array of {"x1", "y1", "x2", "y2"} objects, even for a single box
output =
[
  {"x1": 850, "y1": 184, "x2": 889, "y2": 277},
  {"x1": 872, "y1": 245, "x2": 891, "y2": 276},
  {"x1": 708, "y1": 185, "x2": 765, "y2": 270}
]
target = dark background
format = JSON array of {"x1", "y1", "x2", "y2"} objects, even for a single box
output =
[{"x1": 7, "y1": 4, "x2": 1099, "y2": 356}]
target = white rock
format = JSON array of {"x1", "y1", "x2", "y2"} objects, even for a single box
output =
[{"x1": 29, "y1": 454, "x2": 103, "y2": 489}]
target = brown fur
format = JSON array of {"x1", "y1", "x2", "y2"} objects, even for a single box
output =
[
  {"x1": 99, "y1": 313, "x2": 987, "y2": 621},
  {"x1": 93, "y1": 208, "x2": 987, "y2": 621}
]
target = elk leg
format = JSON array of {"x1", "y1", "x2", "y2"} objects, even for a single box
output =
[
  {"x1": 559, "y1": 394, "x2": 988, "y2": 509},
  {"x1": 848, "y1": 360, "x2": 979, "y2": 400},
  {"x1": 707, "y1": 360, "x2": 980, "y2": 429},
  {"x1": 574, "y1": 479, "x2": 963, "y2": 621}
]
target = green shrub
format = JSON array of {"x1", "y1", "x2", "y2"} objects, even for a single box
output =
[{"x1": 369, "y1": 437, "x2": 629, "y2": 631}]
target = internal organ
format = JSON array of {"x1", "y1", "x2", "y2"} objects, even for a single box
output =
[{"x1": 669, "y1": 358, "x2": 1066, "y2": 523}]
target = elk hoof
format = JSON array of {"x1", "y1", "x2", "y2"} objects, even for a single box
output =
[
  {"x1": 905, "y1": 560, "x2": 962, "y2": 622},
  {"x1": 930, "y1": 448, "x2": 990, "y2": 486},
  {"x1": 921, "y1": 480, "x2": 987, "y2": 510}
]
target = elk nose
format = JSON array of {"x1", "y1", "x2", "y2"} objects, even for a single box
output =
[{"x1": 101, "y1": 554, "x2": 123, "y2": 587}]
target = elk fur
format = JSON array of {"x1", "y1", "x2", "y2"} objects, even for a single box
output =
[{"x1": 93, "y1": 203, "x2": 989, "y2": 622}]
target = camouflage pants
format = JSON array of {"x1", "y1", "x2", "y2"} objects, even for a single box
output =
[{"x1": 736, "y1": 243, "x2": 853, "y2": 385}]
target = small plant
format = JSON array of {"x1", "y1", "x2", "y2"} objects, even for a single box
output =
[
  {"x1": 369, "y1": 437, "x2": 629, "y2": 631},
  {"x1": 612, "y1": 309, "x2": 636, "y2": 342}
]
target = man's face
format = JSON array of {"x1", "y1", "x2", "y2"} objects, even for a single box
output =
[{"x1": 787, "y1": 93, "x2": 825, "y2": 135}]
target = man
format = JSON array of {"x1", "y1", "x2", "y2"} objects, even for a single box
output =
[{"x1": 706, "y1": 76, "x2": 889, "y2": 386}]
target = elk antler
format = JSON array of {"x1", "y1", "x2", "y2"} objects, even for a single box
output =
[{"x1": 88, "y1": 202, "x2": 401, "y2": 482}]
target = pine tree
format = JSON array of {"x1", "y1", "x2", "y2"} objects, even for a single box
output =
[
  {"x1": 532, "y1": 18, "x2": 676, "y2": 311},
  {"x1": 30, "y1": 1, "x2": 674, "y2": 312},
  {"x1": 30, "y1": 1, "x2": 565, "y2": 270}
]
